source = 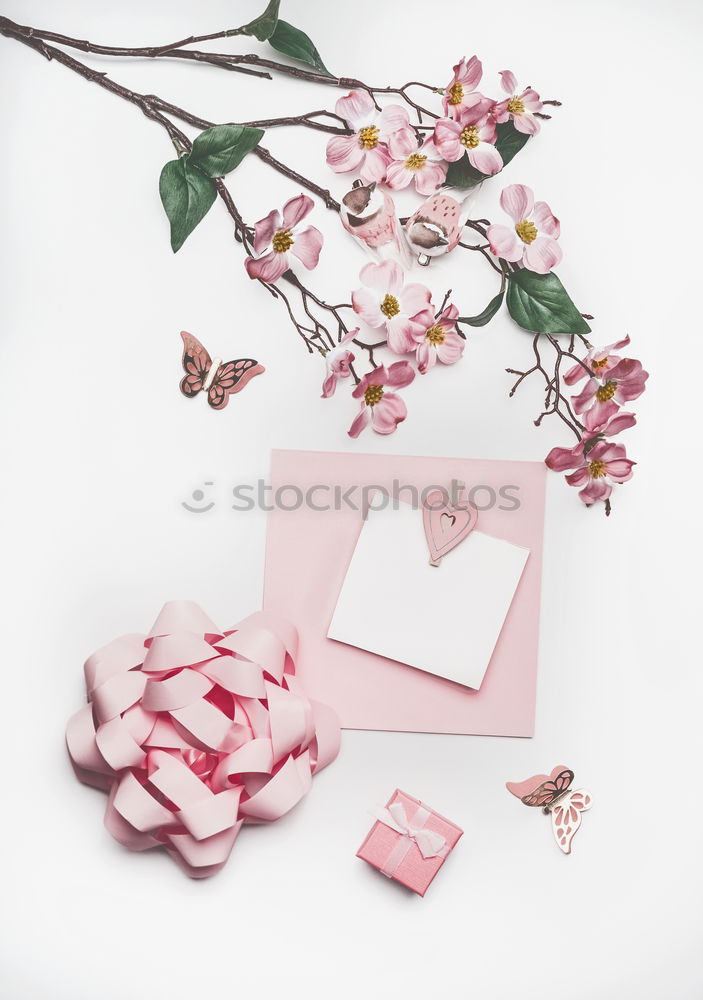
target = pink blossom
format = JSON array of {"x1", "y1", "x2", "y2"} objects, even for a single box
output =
[
  {"x1": 352, "y1": 260, "x2": 432, "y2": 354},
  {"x1": 545, "y1": 405, "x2": 637, "y2": 472},
  {"x1": 386, "y1": 139, "x2": 447, "y2": 196},
  {"x1": 348, "y1": 362, "x2": 415, "y2": 437},
  {"x1": 433, "y1": 105, "x2": 503, "y2": 176},
  {"x1": 245, "y1": 194, "x2": 323, "y2": 282},
  {"x1": 326, "y1": 90, "x2": 416, "y2": 184},
  {"x1": 564, "y1": 335, "x2": 632, "y2": 385},
  {"x1": 408, "y1": 302, "x2": 465, "y2": 374},
  {"x1": 322, "y1": 327, "x2": 358, "y2": 398},
  {"x1": 493, "y1": 70, "x2": 543, "y2": 136},
  {"x1": 583, "y1": 401, "x2": 637, "y2": 437},
  {"x1": 442, "y1": 56, "x2": 488, "y2": 119},
  {"x1": 544, "y1": 440, "x2": 585, "y2": 472},
  {"x1": 546, "y1": 440, "x2": 635, "y2": 504},
  {"x1": 487, "y1": 183, "x2": 562, "y2": 274},
  {"x1": 571, "y1": 357, "x2": 649, "y2": 425},
  {"x1": 545, "y1": 402, "x2": 637, "y2": 505}
]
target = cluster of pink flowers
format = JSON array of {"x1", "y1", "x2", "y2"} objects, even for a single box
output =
[
  {"x1": 327, "y1": 87, "x2": 449, "y2": 195},
  {"x1": 239, "y1": 57, "x2": 645, "y2": 500},
  {"x1": 326, "y1": 57, "x2": 545, "y2": 192},
  {"x1": 345, "y1": 260, "x2": 464, "y2": 436},
  {"x1": 320, "y1": 59, "x2": 528, "y2": 437},
  {"x1": 545, "y1": 336, "x2": 649, "y2": 505}
]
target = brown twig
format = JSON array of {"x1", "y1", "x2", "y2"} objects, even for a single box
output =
[
  {"x1": 436, "y1": 289, "x2": 452, "y2": 316},
  {"x1": 458, "y1": 239, "x2": 505, "y2": 275},
  {"x1": 0, "y1": 16, "x2": 442, "y2": 122},
  {"x1": 0, "y1": 17, "x2": 344, "y2": 209},
  {"x1": 148, "y1": 96, "x2": 350, "y2": 135},
  {"x1": 252, "y1": 147, "x2": 340, "y2": 211},
  {"x1": 352, "y1": 338, "x2": 386, "y2": 370},
  {"x1": 506, "y1": 333, "x2": 591, "y2": 439}
]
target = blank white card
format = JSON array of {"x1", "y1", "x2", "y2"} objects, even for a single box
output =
[{"x1": 327, "y1": 502, "x2": 530, "y2": 690}]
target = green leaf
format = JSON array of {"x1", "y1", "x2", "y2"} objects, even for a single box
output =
[
  {"x1": 445, "y1": 122, "x2": 531, "y2": 189},
  {"x1": 494, "y1": 120, "x2": 530, "y2": 169},
  {"x1": 445, "y1": 154, "x2": 485, "y2": 190},
  {"x1": 506, "y1": 270, "x2": 591, "y2": 336},
  {"x1": 189, "y1": 124, "x2": 264, "y2": 178},
  {"x1": 269, "y1": 19, "x2": 333, "y2": 76},
  {"x1": 159, "y1": 158, "x2": 216, "y2": 253},
  {"x1": 457, "y1": 289, "x2": 505, "y2": 328},
  {"x1": 239, "y1": 0, "x2": 280, "y2": 41}
]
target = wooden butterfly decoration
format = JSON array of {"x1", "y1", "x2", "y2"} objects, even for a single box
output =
[
  {"x1": 179, "y1": 331, "x2": 264, "y2": 410},
  {"x1": 506, "y1": 766, "x2": 592, "y2": 854}
]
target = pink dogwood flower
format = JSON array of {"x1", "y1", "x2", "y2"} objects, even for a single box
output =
[
  {"x1": 545, "y1": 404, "x2": 637, "y2": 473},
  {"x1": 442, "y1": 56, "x2": 487, "y2": 119},
  {"x1": 352, "y1": 260, "x2": 432, "y2": 354},
  {"x1": 326, "y1": 90, "x2": 416, "y2": 184},
  {"x1": 433, "y1": 104, "x2": 503, "y2": 176},
  {"x1": 493, "y1": 71, "x2": 544, "y2": 135},
  {"x1": 321, "y1": 327, "x2": 358, "y2": 398},
  {"x1": 386, "y1": 139, "x2": 447, "y2": 196},
  {"x1": 571, "y1": 357, "x2": 649, "y2": 424},
  {"x1": 409, "y1": 302, "x2": 464, "y2": 374},
  {"x1": 348, "y1": 362, "x2": 415, "y2": 438},
  {"x1": 583, "y1": 401, "x2": 637, "y2": 437},
  {"x1": 564, "y1": 335, "x2": 632, "y2": 385},
  {"x1": 245, "y1": 194, "x2": 323, "y2": 282},
  {"x1": 546, "y1": 440, "x2": 635, "y2": 504},
  {"x1": 487, "y1": 184, "x2": 562, "y2": 274}
]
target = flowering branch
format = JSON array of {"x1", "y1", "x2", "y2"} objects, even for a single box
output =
[{"x1": 0, "y1": 7, "x2": 647, "y2": 513}]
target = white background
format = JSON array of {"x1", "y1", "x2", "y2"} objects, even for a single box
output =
[{"x1": 1, "y1": 1, "x2": 701, "y2": 997}]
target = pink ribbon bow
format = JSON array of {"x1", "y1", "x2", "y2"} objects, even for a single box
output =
[
  {"x1": 66, "y1": 601, "x2": 340, "y2": 878},
  {"x1": 373, "y1": 801, "x2": 449, "y2": 877}
]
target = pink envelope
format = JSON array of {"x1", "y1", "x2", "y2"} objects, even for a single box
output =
[{"x1": 263, "y1": 450, "x2": 546, "y2": 736}]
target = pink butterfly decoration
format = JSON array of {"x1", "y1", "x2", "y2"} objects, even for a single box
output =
[
  {"x1": 422, "y1": 489, "x2": 478, "y2": 566},
  {"x1": 506, "y1": 765, "x2": 592, "y2": 854},
  {"x1": 180, "y1": 331, "x2": 264, "y2": 410}
]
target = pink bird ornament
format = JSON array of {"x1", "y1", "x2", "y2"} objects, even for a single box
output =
[
  {"x1": 340, "y1": 181, "x2": 410, "y2": 265},
  {"x1": 404, "y1": 192, "x2": 474, "y2": 266}
]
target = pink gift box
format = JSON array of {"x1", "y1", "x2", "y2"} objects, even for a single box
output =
[{"x1": 356, "y1": 789, "x2": 463, "y2": 896}]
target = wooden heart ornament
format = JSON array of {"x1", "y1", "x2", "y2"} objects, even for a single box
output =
[{"x1": 422, "y1": 489, "x2": 478, "y2": 566}]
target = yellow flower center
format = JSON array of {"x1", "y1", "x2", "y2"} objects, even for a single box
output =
[
  {"x1": 364, "y1": 384, "x2": 384, "y2": 406},
  {"x1": 358, "y1": 125, "x2": 380, "y2": 149},
  {"x1": 507, "y1": 96, "x2": 525, "y2": 115},
  {"x1": 596, "y1": 380, "x2": 617, "y2": 402},
  {"x1": 515, "y1": 220, "x2": 538, "y2": 244},
  {"x1": 460, "y1": 125, "x2": 480, "y2": 149},
  {"x1": 272, "y1": 228, "x2": 294, "y2": 253},
  {"x1": 448, "y1": 82, "x2": 464, "y2": 106},
  {"x1": 425, "y1": 324, "x2": 446, "y2": 345},
  {"x1": 380, "y1": 294, "x2": 400, "y2": 318},
  {"x1": 589, "y1": 459, "x2": 607, "y2": 479},
  {"x1": 405, "y1": 153, "x2": 427, "y2": 171},
  {"x1": 591, "y1": 357, "x2": 609, "y2": 371}
]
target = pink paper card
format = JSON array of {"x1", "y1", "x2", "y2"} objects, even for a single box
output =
[{"x1": 263, "y1": 449, "x2": 546, "y2": 736}]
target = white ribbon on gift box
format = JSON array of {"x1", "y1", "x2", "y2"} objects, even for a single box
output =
[{"x1": 372, "y1": 801, "x2": 449, "y2": 877}]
